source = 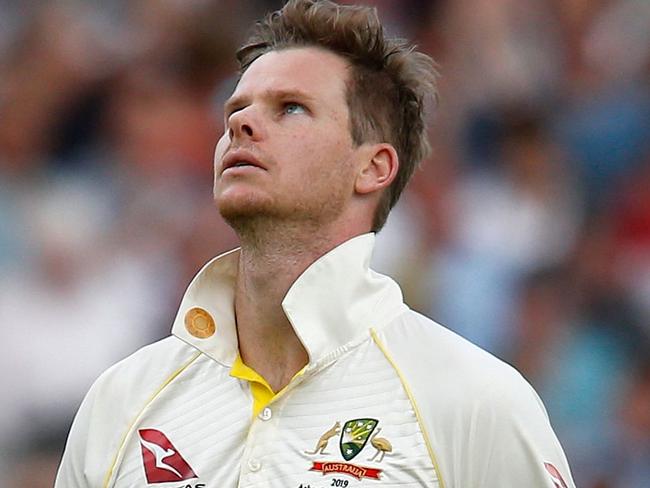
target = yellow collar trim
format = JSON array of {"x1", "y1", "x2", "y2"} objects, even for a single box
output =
[{"x1": 230, "y1": 354, "x2": 306, "y2": 417}]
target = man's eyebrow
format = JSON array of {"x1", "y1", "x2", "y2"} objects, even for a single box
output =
[
  {"x1": 265, "y1": 88, "x2": 316, "y2": 103},
  {"x1": 224, "y1": 88, "x2": 316, "y2": 116},
  {"x1": 224, "y1": 95, "x2": 247, "y2": 117}
]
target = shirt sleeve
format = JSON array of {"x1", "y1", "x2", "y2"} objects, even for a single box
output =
[
  {"x1": 54, "y1": 384, "x2": 97, "y2": 488},
  {"x1": 376, "y1": 316, "x2": 576, "y2": 488},
  {"x1": 54, "y1": 338, "x2": 200, "y2": 488},
  {"x1": 449, "y1": 374, "x2": 575, "y2": 488}
]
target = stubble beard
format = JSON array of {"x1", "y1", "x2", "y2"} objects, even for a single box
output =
[{"x1": 216, "y1": 181, "x2": 349, "y2": 251}]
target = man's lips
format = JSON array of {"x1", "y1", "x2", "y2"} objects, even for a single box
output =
[{"x1": 221, "y1": 149, "x2": 267, "y2": 174}]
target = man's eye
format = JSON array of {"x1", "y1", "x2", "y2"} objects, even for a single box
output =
[{"x1": 284, "y1": 103, "x2": 306, "y2": 115}]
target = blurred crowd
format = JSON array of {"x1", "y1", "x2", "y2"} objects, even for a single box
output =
[{"x1": 1, "y1": 0, "x2": 649, "y2": 486}]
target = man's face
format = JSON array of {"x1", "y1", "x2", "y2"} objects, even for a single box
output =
[{"x1": 213, "y1": 47, "x2": 362, "y2": 229}]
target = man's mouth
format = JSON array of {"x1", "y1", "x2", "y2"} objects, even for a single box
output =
[{"x1": 221, "y1": 149, "x2": 267, "y2": 174}]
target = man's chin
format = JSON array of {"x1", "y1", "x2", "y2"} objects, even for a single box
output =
[{"x1": 216, "y1": 194, "x2": 274, "y2": 225}]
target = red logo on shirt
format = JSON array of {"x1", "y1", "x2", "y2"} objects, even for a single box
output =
[
  {"x1": 139, "y1": 429, "x2": 198, "y2": 484},
  {"x1": 310, "y1": 461, "x2": 382, "y2": 480},
  {"x1": 544, "y1": 462, "x2": 568, "y2": 488}
]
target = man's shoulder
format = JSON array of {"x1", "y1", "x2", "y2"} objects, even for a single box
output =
[
  {"x1": 379, "y1": 309, "x2": 539, "y2": 406},
  {"x1": 376, "y1": 310, "x2": 574, "y2": 487},
  {"x1": 103, "y1": 335, "x2": 199, "y2": 375},
  {"x1": 55, "y1": 336, "x2": 204, "y2": 487},
  {"x1": 88, "y1": 336, "x2": 202, "y2": 408}
]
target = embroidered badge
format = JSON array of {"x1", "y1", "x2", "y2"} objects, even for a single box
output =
[
  {"x1": 366, "y1": 427, "x2": 392, "y2": 462},
  {"x1": 304, "y1": 421, "x2": 341, "y2": 455},
  {"x1": 309, "y1": 461, "x2": 382, "y2": 480},
  {"x1": 305, "y1": 419, "x2": 392, "y2": 481},
  {"x1": 340, "y1": 418, "x2": 378, "y2": 461}
]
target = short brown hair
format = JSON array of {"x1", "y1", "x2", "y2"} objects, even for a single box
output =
[{"x1": 237, "y1": 0, "x2": 438, "y2": 231}]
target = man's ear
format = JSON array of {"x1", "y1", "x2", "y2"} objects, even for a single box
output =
[{"x1": 354, "y1": 143, "x2": 399, "y2": 195}]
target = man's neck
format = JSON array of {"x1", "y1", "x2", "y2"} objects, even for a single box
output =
[{"x1": 234, "y1": 220, "x2": 357, "y2": 392}]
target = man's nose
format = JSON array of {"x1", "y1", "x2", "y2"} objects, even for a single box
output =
[{"x1": 228, "y1": 107, "x2": 261, "y2": 141}]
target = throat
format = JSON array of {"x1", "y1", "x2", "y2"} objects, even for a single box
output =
[
  {"x1": 232, "y1": 225, "x2": 355, "y2": 391},
  {"x1": 234, "y1": 255, "x2": 310, "y2": 392},
  {"x1": 237, "y1": 325, "x2": 309, "y2": 392}
]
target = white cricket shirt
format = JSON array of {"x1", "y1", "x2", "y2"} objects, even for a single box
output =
[{"x1": 56, "y1": 233, "x2": 575, "y2": 488}]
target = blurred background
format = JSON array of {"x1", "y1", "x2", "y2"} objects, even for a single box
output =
[{"x1": 0, "y1": 0, "x2": 649, "y2": 486}]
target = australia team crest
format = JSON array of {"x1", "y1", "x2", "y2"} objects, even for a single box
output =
[
  {"x1": 340, "y1": 419, "x2": 378, "y2": 461},
  {"x1": 306, "y1": 418, "x2": 392, "y2": 481}
]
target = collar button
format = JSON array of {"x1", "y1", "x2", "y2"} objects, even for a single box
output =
[{"x1": 258, "y1": 407, "x2": 272, "y2": 421}]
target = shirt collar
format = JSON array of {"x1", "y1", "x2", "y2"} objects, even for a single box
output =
[{"x1": 171, "y1": 233, "x2": 407, "y2": 368}]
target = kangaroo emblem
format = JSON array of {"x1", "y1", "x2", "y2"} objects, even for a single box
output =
[
  {"x1": 140, "y1": 438, "x2": 183, "y2": 477},
  {"x1": 305, "y1": 421, "x2": 341, "y2": 455}
]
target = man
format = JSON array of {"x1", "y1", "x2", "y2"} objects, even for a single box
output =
[{"x1": 56, "y1": 1, "x2": 575, "y2": 487}]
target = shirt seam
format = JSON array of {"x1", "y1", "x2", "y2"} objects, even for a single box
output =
[
  {"x1": 102, "y1": 350, "x2": 202, "y2": 488},
  {"x1": 370, "y1": 327, "x2": 447, "y2": 488}
]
